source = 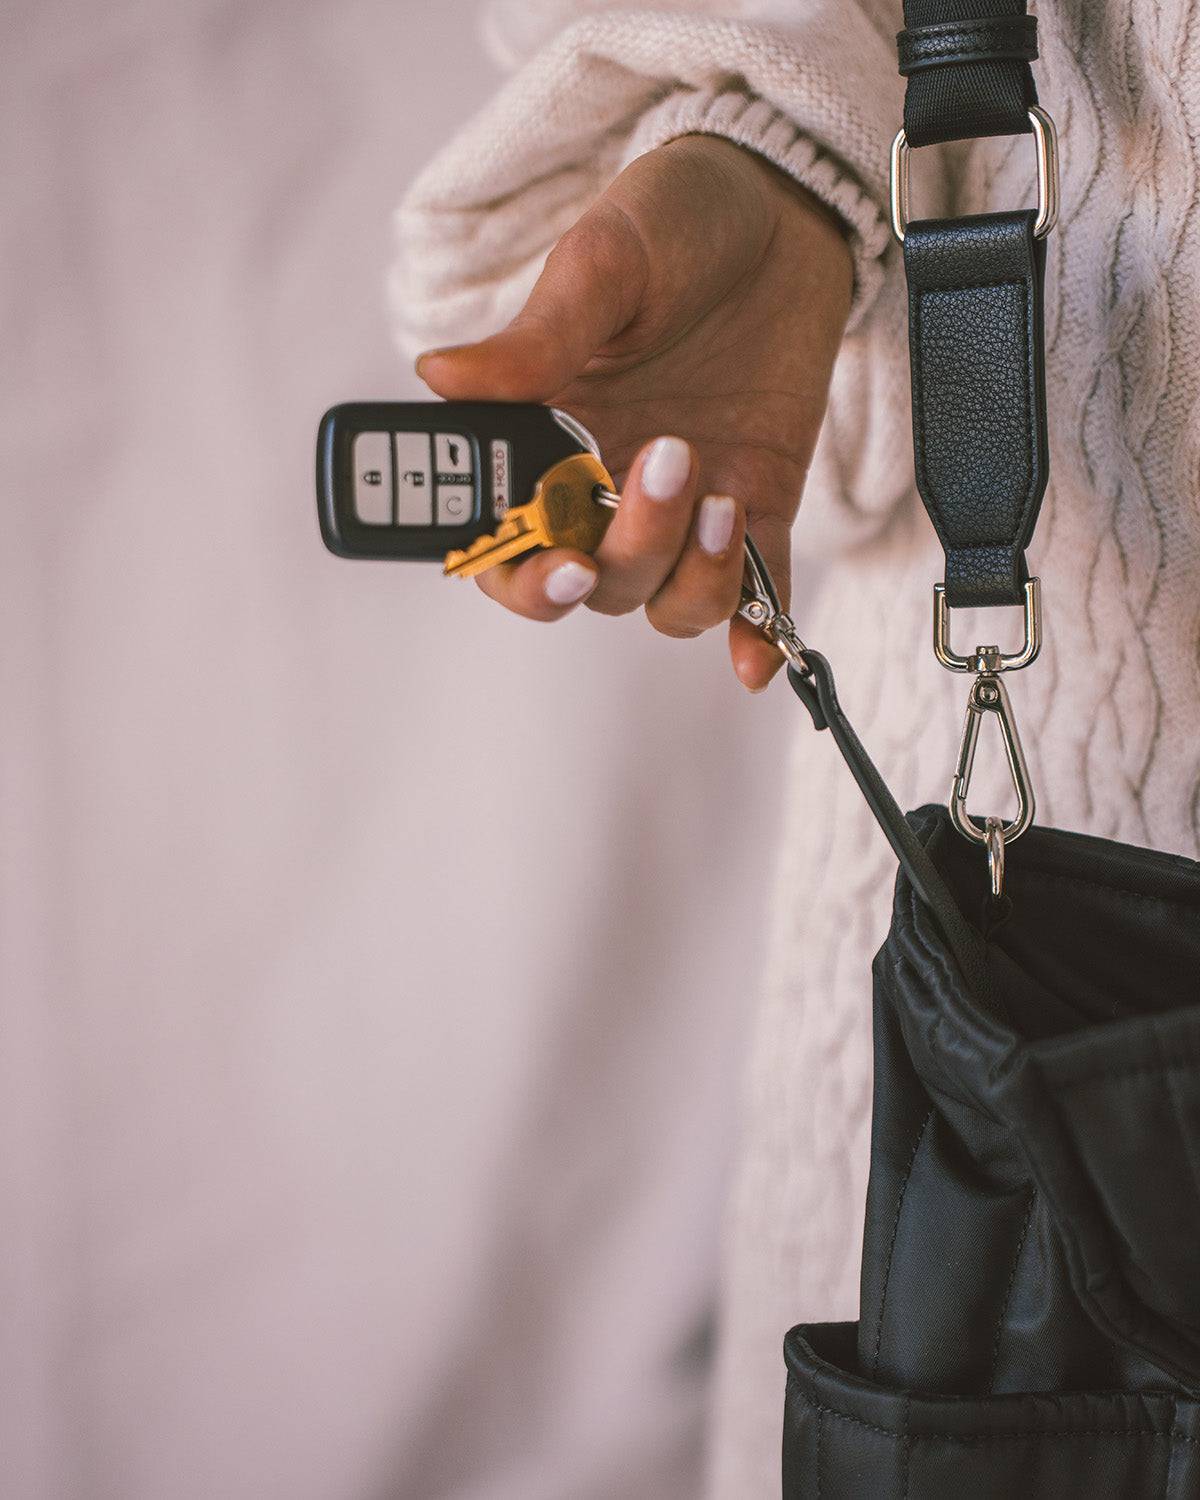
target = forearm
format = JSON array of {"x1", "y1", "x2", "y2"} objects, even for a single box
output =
[{"x1": 392, "y1": 4, "x2": 944, "y2": 352}]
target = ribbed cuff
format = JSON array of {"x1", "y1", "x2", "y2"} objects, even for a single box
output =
[{"x1": 620, "y1": 88, "x2": 892, "y2": 332}]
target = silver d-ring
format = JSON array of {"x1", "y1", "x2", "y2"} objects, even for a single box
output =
[
  {"x1": 890, "y1": 105, "x2": 1059, "y2": 242},
  {"x1": 985, "y1": 816, "x2": 1006, "y2": 900}
]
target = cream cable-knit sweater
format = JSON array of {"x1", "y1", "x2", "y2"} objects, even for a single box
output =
[{"x1": 392, "y1": 3, "x2": 1200, "y2": 1495}]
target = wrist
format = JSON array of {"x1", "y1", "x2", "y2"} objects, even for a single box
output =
[{"x1": 668, "y1": 132, "x2": 854, "y2": 306}]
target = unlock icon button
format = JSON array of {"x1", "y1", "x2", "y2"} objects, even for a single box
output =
[{"x1": 394, "y1": 432, "x2": 434, "y2": 525}]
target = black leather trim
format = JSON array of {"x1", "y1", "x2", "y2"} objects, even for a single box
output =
[
  {"x1": 898, "y1": 16, "x2": 1038, "y2": 76},
  {"x1": 904, "y1": 210, "x2": 1049, "y2": 609}
]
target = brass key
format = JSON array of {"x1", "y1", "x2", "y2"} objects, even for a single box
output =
[{"x1": 443, "y1": 452, "x2": 615, "y2": 579}]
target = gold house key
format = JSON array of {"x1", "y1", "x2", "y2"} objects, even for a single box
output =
[{"x1": 443, "y1": 452, "x2": 616, "y2": 579}]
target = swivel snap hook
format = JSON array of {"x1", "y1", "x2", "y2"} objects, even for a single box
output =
[
  {"x1": 737, "y1": 534, "x2": 811, "y2": 675},
  {"x1": 949, "y1": 664, "x2": 1035, "y2": 855}
]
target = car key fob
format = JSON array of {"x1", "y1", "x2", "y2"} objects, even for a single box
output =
[{"x1": 315, "y1": 401, "x2": 603, "y2": 562}]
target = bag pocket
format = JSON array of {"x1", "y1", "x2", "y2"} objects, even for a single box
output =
[{"x1": 785, "y1": 1323, "x2": 1200, "y2": 1499}]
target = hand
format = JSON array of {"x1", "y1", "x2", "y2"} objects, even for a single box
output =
[{"x1": 416, "y1": 133, "x2": 853, "y2": 690}]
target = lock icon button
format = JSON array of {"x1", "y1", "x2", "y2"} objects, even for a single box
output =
[{"x1": 351, "y1": 432, "x2": 392, "y2": 525}]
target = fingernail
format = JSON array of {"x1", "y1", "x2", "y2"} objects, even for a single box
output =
[
  {"x1": 733, "y1": 654, "x2": 769, "y2": 693},
  {"x1": 698, "y1": 495, "x2": 736, "y2": 556},
  {"x1": 544, "y1": 561, "x2": 597, "y2": 606},
  {"x1": 640, "y1": 436, "x2": 692, "y2": 501},
  {"x1": 414, "y1": 347, "x2": 453, "y2": 375}
]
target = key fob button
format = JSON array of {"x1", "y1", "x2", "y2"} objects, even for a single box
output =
[
  {"x1": 435, "y1": 433, "x2": 473, "y2": 477},
  {"x1": 489, "y1": 439, "x2": 512, "y2": 517},
  {"x1": 352, "y1": 432, "x2": 392, "y2": 524},
  {"x1": 394, "y1": 432, "x2": 433, "y2": 525},
  {"x1": 437, "y1": 483, "x2": 475, "y2": 526}
]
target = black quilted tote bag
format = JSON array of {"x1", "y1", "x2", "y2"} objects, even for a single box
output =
[
  {"x1": 769, "y1": 5, "x2": 1200, "y2": 1493},
  {"x1": 780, "y1": 800, "x2": 1200, "y2": 1497}
]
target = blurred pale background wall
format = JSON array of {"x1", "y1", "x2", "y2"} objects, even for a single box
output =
[{"x1": 1, "y1": 2, "x2": 796, "y2": 1496}]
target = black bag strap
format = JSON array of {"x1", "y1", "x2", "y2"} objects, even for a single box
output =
[
  {"x1": 893, "y1": 1, "x2": 1054, "y2": 610},
  {"x1": 787, "y1": 656, "x2": 988, "y2": 986},
  {"x1": 899, "y1": 1, "x2": 1039, "y2": 147},
  {"x1": 747, "y1": 0, "x2": 1058, "y2": 930}
]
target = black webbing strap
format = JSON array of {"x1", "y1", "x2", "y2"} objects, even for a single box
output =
[{"x1": 900, "y1": 1, "x2": 1038, "y2": 146}]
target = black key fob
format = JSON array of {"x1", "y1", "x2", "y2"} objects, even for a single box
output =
[{"x1": 315, "y1": 401, "x2": 600, "y2": 561}]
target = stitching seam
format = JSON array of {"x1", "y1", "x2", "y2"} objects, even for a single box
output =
[
  {"x1": 787, "y1": 1378, "x2": 1200, "y2": 1445},
  {"x1": 907, "y1": 53, "x2": 1036, "y2": 68},
  {"x1": 871, "y1": 1110, "x2": 935, "y2": 1378},
  {"x1": 903, "y1": 20, "x2": 1036, "y2": 42},
  {"x1": 815, "y1": 1406, "x2": 823, "y2": 1499},
  {"x1": 989, "y1": 1188, "x2": 1037, "y2": 1392}
]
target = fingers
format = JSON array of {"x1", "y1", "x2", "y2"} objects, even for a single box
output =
[
  {"x1": 472, "y1": 435, "x2": 702, "y2": 625},
  {"x1": 730, "y1": 615, "x2": 787, "y2": 692},
  {"x1": 728, "y1": 518, "x2": 793, "y2": 693},
  {"x1": 474, "y1": 549, "x2": 599, "y2": 622},
  {"x1": 644, "y1": 495, "x2": 746, "y2": 638},
  {"x1": 416, "y1": 202, "x2": 645, "y2": 402},
  {"x1": 463, "y1": 431, "x2": 794, "y2": 699},
  {"x1": 586, "y1": 436, "x2": 700, "y2": 615}
]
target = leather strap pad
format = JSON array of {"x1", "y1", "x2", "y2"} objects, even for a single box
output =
[
  {"x1": 898, "y1": 15, "x2": 1038, "y2": 76},
  {"x1": 904, "y1": 210, "x2": 1049, "y2": 609}
]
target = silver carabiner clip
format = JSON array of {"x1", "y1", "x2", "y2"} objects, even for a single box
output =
[
  {"x1": 949, "y1": 669, "x2": 1035, "y2": 857},
  {"x1": 737, "y1": 534, "x2": 810, "y2": 674}
]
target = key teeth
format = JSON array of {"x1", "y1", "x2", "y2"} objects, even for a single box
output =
[
  {"x1": 443, "y1": 529, "x2": 509, "y2": 577},
  {"x1": 443, "y1": 511, "x2": 541, "y2": 577},
  {"x1": 441, "y1": 454, "x2": 614, "y2": 578}
]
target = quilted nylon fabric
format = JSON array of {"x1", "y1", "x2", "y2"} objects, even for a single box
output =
[{"x1": 783, "y1": 805, "x2": 1200, "y2": 1496}]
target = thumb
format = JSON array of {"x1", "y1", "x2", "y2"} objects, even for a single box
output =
[{"x1": 415, "y1": 202, "x2": 644, "y2": 402}]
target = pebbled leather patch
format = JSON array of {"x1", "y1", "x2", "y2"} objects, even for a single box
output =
[{"x1": 904, "y1": 210, "x2": 1049, "y2": 610}]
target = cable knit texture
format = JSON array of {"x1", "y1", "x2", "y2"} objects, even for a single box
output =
[{"x1": 389, "y1": 2, "x2": 1200, "y2": 1496}]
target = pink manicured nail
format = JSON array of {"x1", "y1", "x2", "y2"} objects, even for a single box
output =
[
  {"x1": 698, "y1": 495, "x2": 736, "y2": 556},
  {"x1": 640, "y1": 436, "x2": 692, "y2": 501},
  {"x1": 544, "y1": 561, "x2": 597, "y2": 606}
]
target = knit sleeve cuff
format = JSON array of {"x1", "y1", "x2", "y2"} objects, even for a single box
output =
[
  {"x1": 621, "y1": 89, "x2": 891, "y2": 332},
  {"x1": 391, "y1": 9, "x2": 914, "y2": 357}
]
